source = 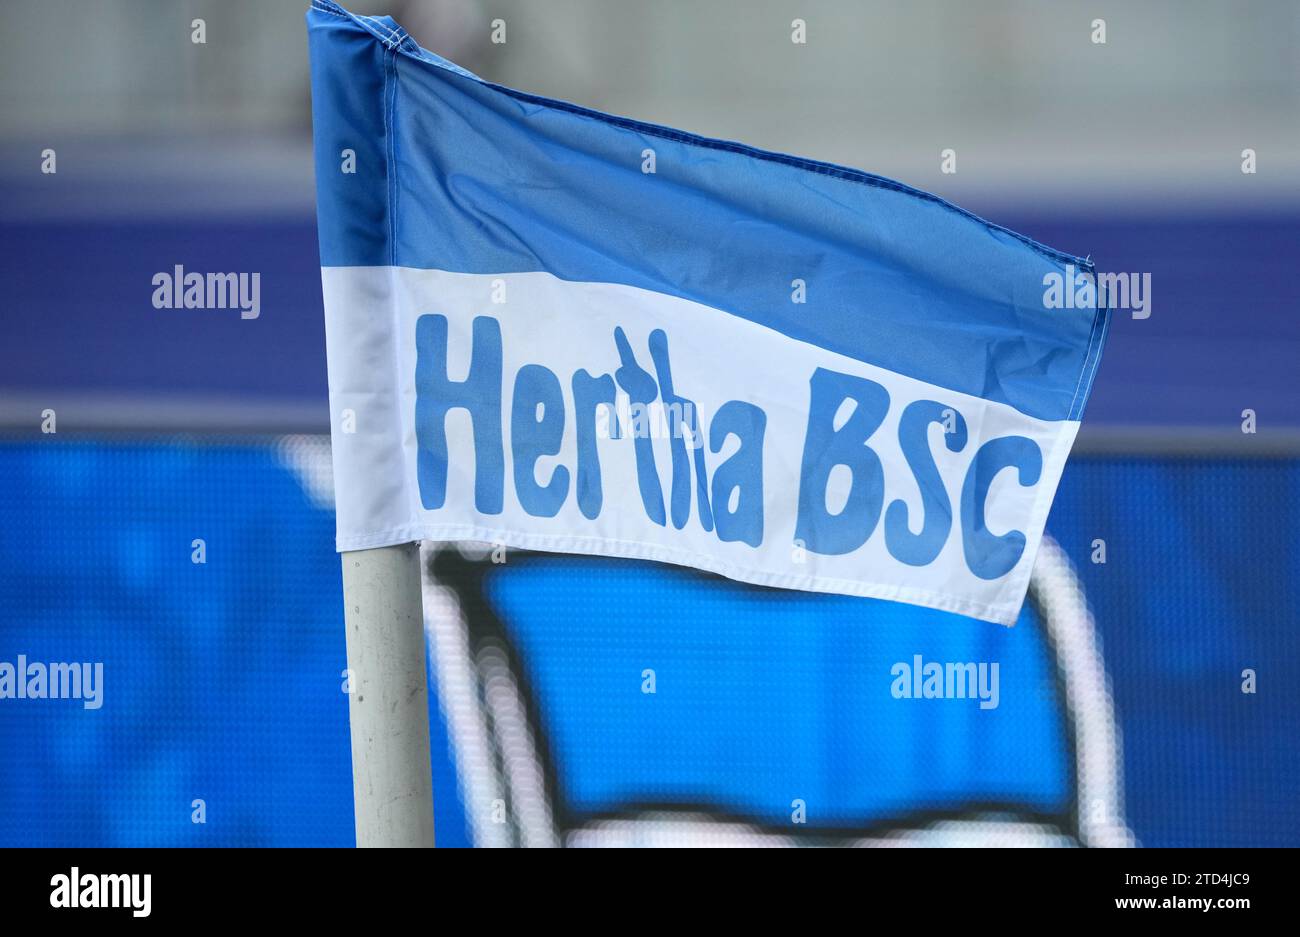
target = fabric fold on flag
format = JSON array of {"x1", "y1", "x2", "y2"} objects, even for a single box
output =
[{"x1": 307, "y1": 0, "x2": 1111, "y2": 625}]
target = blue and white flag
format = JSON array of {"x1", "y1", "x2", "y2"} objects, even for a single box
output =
[{"x1": 307, "y1": 0, "x2": 1110, "y2": 625}]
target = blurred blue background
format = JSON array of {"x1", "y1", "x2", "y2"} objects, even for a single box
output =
[
  {"x1": 1, "y1": 443, "x2": 1296, "y2": 846},
  {"x1": 1, "y1": 0, "x2": 1298, "y2": 846}
]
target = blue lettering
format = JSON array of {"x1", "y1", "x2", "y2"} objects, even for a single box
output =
[
  {"x1": 511, "y1": 364, "x2": 569, "y2": 517},
  {"x1": 795, "y1": 367, "x2": 890, "y2": 555},
  {"x1": 960, "y1": 435, "x2": 1042, "y2": 579},
  {"x1": 571, "y1": 369, "x2": 618, "y2": 520},
  {"x1": 885, "y1": 400, "x2": 967, "y2": 566},
  {"x1": 649, "y1": 329, "x2": 713, "y2": 532},
  {"x1": 709, "y1": 401, "x2": 766, "y2": 546},
  {"x1": 613, "y1": 327, "x2": 666, "y2": 527},
  {"x1": 414, "y1": 314, "x2": 504, "y2": 514}
]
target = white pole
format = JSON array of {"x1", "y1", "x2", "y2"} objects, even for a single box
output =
[{"x1": 341, "y1": 543, "x2": 436, "y2": 847}]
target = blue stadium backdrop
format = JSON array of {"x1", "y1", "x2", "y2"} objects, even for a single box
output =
[{"x1": 0, "y1": 437, "x2": 1296, "y2": 846}]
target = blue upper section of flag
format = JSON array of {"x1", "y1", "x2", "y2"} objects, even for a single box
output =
[{"x1": 308, "y1": 0, "x2": 1109, "y2": 423}]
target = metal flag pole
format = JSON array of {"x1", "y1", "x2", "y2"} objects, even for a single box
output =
[{"x1": 341, "y1": 543, "x2": 436, "y2": 847}]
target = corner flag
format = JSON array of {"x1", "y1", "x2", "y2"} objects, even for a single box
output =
[{"x1": 308, "y1": 0, "x2": 1109, "y2": 625}]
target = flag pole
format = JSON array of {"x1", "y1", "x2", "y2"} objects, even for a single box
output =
[{"x1": 341, "y1": 543, "x2": 435, "y2": 847}]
